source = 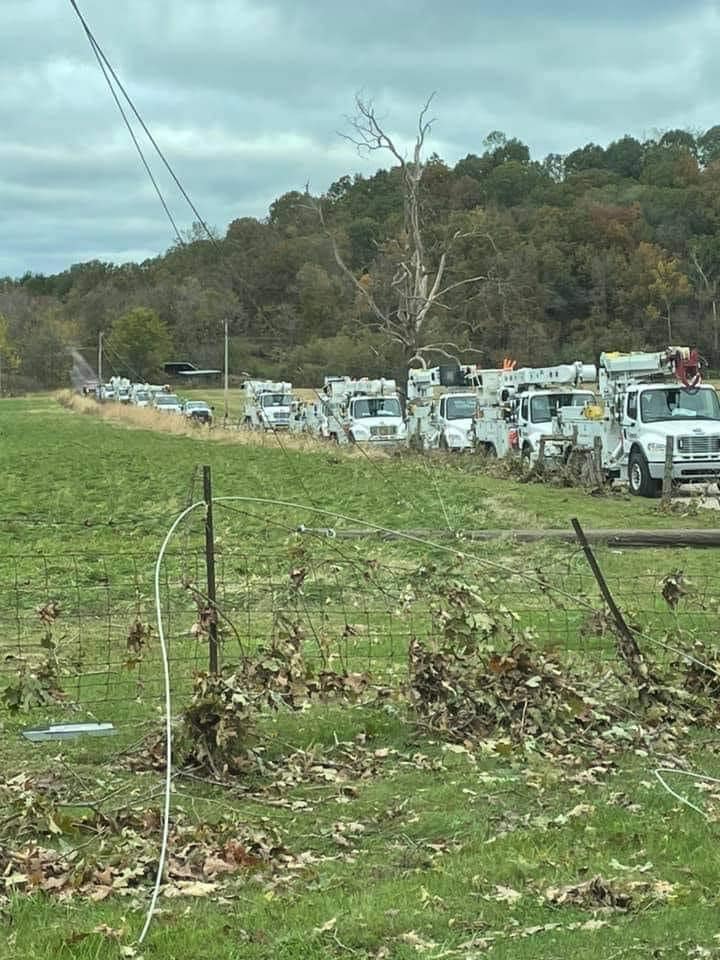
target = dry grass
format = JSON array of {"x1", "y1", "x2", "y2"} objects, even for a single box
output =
[{"x1": 56, "y1": 391, "x2": 390, "y2": 459}]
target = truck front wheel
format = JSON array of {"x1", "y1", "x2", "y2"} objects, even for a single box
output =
[{"x1": 628, "y1": 449, "x2": 660, "y2": 498}]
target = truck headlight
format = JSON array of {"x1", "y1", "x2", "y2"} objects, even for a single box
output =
[
  {"x1": 647, "y1": 441, "x2": 669, "y2": 454},
  {"x1": 352, "y1": 426, "x2": 370, "y2": 440}
]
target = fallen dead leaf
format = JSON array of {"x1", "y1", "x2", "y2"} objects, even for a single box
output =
[
  {"x1": 400, "y1": 930, "x2": 438, "y2": 952},
  {"x1": 544, "y1": 876, "x2": 631, "y2": 911},
  {"x1": 493, "y1": 884, "x2": 523, "y2": 904},
  {"x1": 164, "y1": 881, "x2": 217, "y2": 898}
]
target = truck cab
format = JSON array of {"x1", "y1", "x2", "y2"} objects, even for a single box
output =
[
  {"x1": 429, "y1": 393, "x2": 478, "y2": 451},
  {"x1": 516, "y1": 389, "x2": 595, "y2": 463},
  {"x1": 623, "y1": 383, "x2": 720, "y2": 495},
  {"x1": 243, "y1": 381, "x2": 293, "y2": 431},
  {"x1": 345, "y1": 393, "x2": 406, "y2": 444}
]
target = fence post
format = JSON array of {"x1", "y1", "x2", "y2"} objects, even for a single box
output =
[
  {"x1": 592, "y1": 436, "x2": 603, "y2": 486},
  {"x1": 203, "y1": 465, "x2": 220, "y2": 674},
  {"x1": 662, "y1": 435, "x2": 674, "y2": 504},
  {"x1": 571, "y1": 517, "x2": 656, "y2": 702}
]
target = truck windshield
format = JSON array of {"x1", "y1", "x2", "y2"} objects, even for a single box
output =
[
  {"x1": 261, "y1": 394, "x2": 292, "y2": 407},
  {"x1": 351, "y1": 397, "x2": 402, "y2": 419},
  {"x1": 640, "y1": 387, "x2": 720, "y2": 422},
  {"x1": 530, "y1": 391, "x2": 593, "y2": 423},
  {"x1": 445, "y1": 396, "x2": 477, "y2": 420},
  {"x1": 156, "y1": 395, "x2": 179, "y2": 405}
]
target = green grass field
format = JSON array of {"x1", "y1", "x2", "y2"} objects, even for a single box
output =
[{"x1": 2, "y1": 394, "x2": 720, "y2": 959}]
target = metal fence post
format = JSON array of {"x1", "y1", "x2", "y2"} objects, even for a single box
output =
[{"x1": 203, "y1": 465, "x2": 220, "y2": 674}]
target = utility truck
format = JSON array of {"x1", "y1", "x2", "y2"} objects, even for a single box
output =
[
  {"x1": 472, "y1": 361, "x2": 597, "y2": 463},
  {"x1": 405, "y1": 361, "x2": 596, "y2": 461},
  {"x1": 242, "y1": 380, "x2": 293, "y2": 431},
  {"x1": 406, "y1": 364, "x2": 483, "y2": 451},
  {"x1": 295, "y1": 376, "x2": 406, "y2": 445},
  {"x1": 553, "y1": 347, "x2": 720, "y2": 496},
  {"x1": 109, "y1": 376, "x2": 132, "y2": 404}
]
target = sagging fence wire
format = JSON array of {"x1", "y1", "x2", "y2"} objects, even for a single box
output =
[{"x1": 1, "y1": 518, "x2": 719, "y2": 713}]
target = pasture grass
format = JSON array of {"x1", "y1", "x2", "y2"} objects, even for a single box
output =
[
  {"x1": 4, "y1": 704, "x2": 720, "y2": 959},
  {"x1": 1, "y1": 395, "x2": 720, "y2": 958}
]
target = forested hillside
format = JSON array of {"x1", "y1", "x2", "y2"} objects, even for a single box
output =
[{"x1": 4, "y1": 124, "x2": 720, "y2": 389}]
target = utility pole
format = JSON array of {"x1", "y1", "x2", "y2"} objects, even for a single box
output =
[
  {"x1": 223, "y1": 318, "x2": 229, "y2": 426},
  {"x1": 98, "y1": 331, "x2": 104, "y2": 389}
]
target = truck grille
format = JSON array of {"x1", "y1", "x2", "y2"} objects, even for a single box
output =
[
  {"x1": 370, "y1": 425, "x2": 398, "y2": 437},
  {"x1": 677, "y1": 435, "x2": 720, "y2": 454}
]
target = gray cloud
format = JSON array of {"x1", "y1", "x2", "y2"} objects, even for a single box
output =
[{"x1": 1, "y1": 0, "x2": 719, "y2": 277}]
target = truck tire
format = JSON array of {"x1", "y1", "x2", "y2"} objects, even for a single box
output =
[
  {"x1": 521, "y1": 443, "x2": 532, "y2": 464},
  {"x1": 485, "y1": 443, "x2": 497, "y2": 457},
  {"x1": 628, "y1": 448, "x2": 660, "y2": 498}
]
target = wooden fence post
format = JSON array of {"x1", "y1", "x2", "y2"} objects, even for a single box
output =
[
  {"x1": 662, "y1": 436, "x2": 674, "y2": 504},
  {"x1": 203, "y1": 465, "x2": 220, "y2": 674}
]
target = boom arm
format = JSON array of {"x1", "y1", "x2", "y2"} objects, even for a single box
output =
[
  {"x1": 599, "y1": 348, "x2": 703, "y2": 389},
  {"x1": 498, "y1": 362, "x2": 597, "y2": 392}
]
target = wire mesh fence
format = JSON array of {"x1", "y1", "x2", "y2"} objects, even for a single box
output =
[{"x1": 0, "y1": 535, "x2": 715, "y2": 720}]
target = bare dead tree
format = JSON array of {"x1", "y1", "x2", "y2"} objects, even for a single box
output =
[
  {"x1": 310, "y1": 94, "x2": 493, "y2": 363},
  {"x1": 689, "y1": 245, "x2": 720, "y2": 356}
]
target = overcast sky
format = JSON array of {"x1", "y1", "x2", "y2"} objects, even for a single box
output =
[{"x1": 2, "y1": 0, "x2": 719, "y2": 278}]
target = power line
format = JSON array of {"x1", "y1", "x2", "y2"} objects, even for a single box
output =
[
  {"x1": 68, "y1": 0, "x2": 184, "y2": 246},
  {"x1": 67, "y1": 2, "x2": 268, "y2": 334},
  {"x1": 68, "y1": 0, "x2": 217, "y2": 250}
]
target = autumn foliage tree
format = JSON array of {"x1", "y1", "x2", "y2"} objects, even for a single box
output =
[
  {"x1": 5, "y1": 115, "x2": 720, "y2": 386},
  {"x1": 106, "y1": 307, "x2": 172, "y2": 380}
]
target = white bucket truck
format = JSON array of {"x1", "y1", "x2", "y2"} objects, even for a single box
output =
[
  {"x1": 474, "y1": 362, "x2": 597, "y2": 463},
  {"x1": 554, "y1": 347, "x2": 720, "y2": 496},
  {"x1": 406, "y1": 361, "x2": 595, "y2": 460},
  {"x1": 406, "y1": 364, "x2": 483, "y2": 451},
  {"x1": 299, "y1": 376, "x2": 406, "y2": 445},
  {"x1": 242, "y1": 380, "x2": 293, "y2": 431}
]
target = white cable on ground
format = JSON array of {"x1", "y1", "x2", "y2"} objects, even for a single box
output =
[
  {"x1": 138, "y1": 499, "x2": 204, "y2": 946},
  {"x1": 654, "y1": 767, "x2": 720, "y2": 821}
]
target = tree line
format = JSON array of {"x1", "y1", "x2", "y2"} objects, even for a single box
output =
[{"x1": 3, "y1": 116, "x2": 720, "y2": 390}]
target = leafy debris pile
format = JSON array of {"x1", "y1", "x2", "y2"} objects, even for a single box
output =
[
  {"x1": 406, "y1": 576, "x2": 606, "y2": 742},
  {"x1": 409, "y1": 638, "x2": 604, "y2": 743},
  {"x1": 178, "y1": 672, "x2": 258, "y2": 775},
  {"x1": 675, "y1": 640, "x2": 720, "y2": 698},
  {"x1": 177, "y1": 655, "x2": 372, "y2": 776},
  {"x1": 0, "y1": 798, "x2": 289, "y2": 903},
  {"x1": 544, "y1": 875, "x2": 633, "y2": 911}
]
